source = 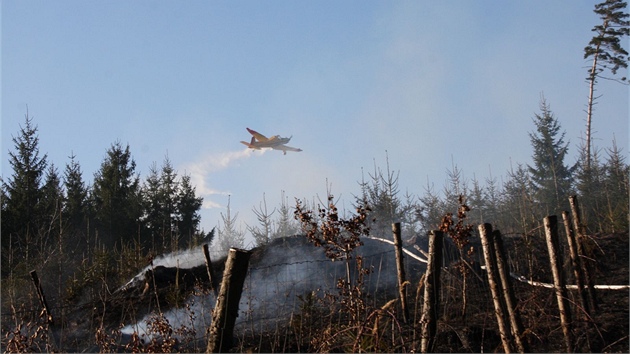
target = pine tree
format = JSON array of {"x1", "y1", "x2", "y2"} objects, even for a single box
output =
[
  {"x1": 64, "y1": 154, "x2": 88, "y2": 229},
  {"x1": 527, "y1": 96, "x2": 575, "y2": 213},
  {"x1": 142, "y1": 159, "x2": 202, "y2": 251},
  {"x1": 468, "y1": 175, "x2": 486, "y2": 224},
  {"x1": 602, "y1": 139, "x2": 630, "y2": 231},
  {"x1": 400, "y1": 191, "x2": 422, "y2": 240},
  {"x1": 216, "y1": 196, "x2": 244, "y2": 255},
  {"x1": 195, "y1": 227, "x2": 216, "y2": 249},
  {"x1": 249, "y1": 193, "x2": 275, "y2": 246},
  {"x1": 442, "y1": 163, "x2": 469, "y2": 216},
  {"x1": 39, "y1": 163, "x2": 64, "y2": 251},
  {"x1": 500, "y1": 162, "x2": 539, "y2": 279},
  {"x1": 583, "y1": 0, "x2": 629, "y2": 170},
  {"x1": 356, "y1": 157, "x2": 403, "y2": 239},
  {"x1": 92, "y1": 141, "x2": 142, "y2": 250},
  {"x1": 575, "y1": 145, "x2": 607, "y2": 231},
  {"x1": 273, "y1": 190, "x2": 299, "y2": 239},
  {"x1": 160, "y1": 156, "x2": 178, "y2": 249},
  {"x1": 1, "y1": 178, "x2": 8, "y2": 220},
  {"x1": 501, "y1": 163, "x2": 535, "y2": 233},
  {"x1": 2, "y1": 112, "x2": 48, "y2": 263},
  {"x1": 417, "y1": 179, "x2": 443, "y2": 235},
  {"x1": 143, "y1": 162, "x2": 164, "y2": 250},
  {"x1": 63, "y1": 153, "x2": 89, "y2": 252},
  {"x1": 176, "y1": 174, "x2": 203, "y2": 248},
  {"x1": 1, "y1": 179, "x2": 8, "y2": 272},
  {"x1": 484, "y1": 170, "x2": 501, "y2": 226}
]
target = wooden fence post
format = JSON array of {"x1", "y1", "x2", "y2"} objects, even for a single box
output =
[
  {"x1": 420, "y1": 230, "x2": 443, "y2": 353},
  {"x1": 493, "y1": 230, "x2": 528, "y2": 353},
  {"x1": 393, "y1": 222, "x2": 409, "y2": 323},
  {"x1": 203, "y1": 243, "x2": 218, "y2": 296},
  {"x1": 569, "y1": 195, "x2": 597, "y2": 312},
  {"x1": 543, "y1": 215, "x2": 573, "y2": 353},
  {"x1": 207, "y1": 248, "x2": 252, "y2": 353},
  {"x1": 561, "y1": 211, "x2": 590, "y2": 319},
  {"x1": 478, "y1": 223, "x2": 513, "y2": 353},
  {"x1": 30, "y1": 270, "x2": 54, "y2": 325}
]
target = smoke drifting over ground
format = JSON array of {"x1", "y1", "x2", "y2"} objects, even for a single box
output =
[
  {"x1": 118, "y1": 235, "x2": 427, "y2": 344},
  {"x1": 121, "y1": 246, "x2": 210, "y2": 289}
]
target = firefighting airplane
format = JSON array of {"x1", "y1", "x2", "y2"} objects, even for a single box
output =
[{"x1": 240, "y1": 128, "x2": 303, "y2": 155}]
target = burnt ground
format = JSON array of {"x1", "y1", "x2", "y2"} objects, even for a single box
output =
[
  {"x1": 233, "y1": 232, "x2": 629, "y2": 353},
  {"x1": 427, "y1": 231, "x2": 629, "y2": 353},
  {"x1": 437, "y1": 233, "x2": 630, "y2": 352},
  {"x1": 438, "y1": 232, "x2": 628, "y2": 353},
  {"x1": 2, "y1": 232, "x2": 628, "y2": 352}
]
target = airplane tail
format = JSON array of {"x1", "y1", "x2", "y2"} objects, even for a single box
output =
[{"x1": 240, "y1": 141, "x2": 260, "y2": 149}]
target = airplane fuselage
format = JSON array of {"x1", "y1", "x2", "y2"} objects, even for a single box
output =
[{"x1": 251, "y1": 136, "x2": 291, "y2": 148}]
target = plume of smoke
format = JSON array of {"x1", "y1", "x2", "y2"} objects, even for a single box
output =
[
  {"x1": 119, "y1": 237, "x2": 426, "y2": 345},
  {"x1": 119, "y1": 243, "x2": 217, "y2": 341},
  {"x1": 181, "y1": 148, "x2": 266, "y2": 208},
  {"x1": 119, "y1": 244, "x2": 212, "y2": 291}
]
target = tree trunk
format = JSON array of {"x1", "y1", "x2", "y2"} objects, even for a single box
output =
[{"x1": 586, "y1": 45, "x2": 600, "y2": 171}]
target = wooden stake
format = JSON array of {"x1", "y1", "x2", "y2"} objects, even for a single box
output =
[
  {"x1": 420, "y1": 230, "x2": 443, "y2": 353},
  {"x1": 569, "y1": 195, "x2": 597, "y2": 313},
  {"x1": 493, "y1": 230, "x2": 528, "y2": 353},
  {"x1": 479, "y1": 223, "x2": 512, "y2": 353},
  {"x1": 393, "y1": 222, "x2": 409, "y2": 323},
  {"x1": 207, "y1": 248, "x2": 252, "y2": 353},
  {"x1": 30, "y1": 270, "x2": 53, "y2": 325},
  {"x1": 544, "y1": 216, "x2": 573, "y2": 353},
  {"x1": 562, "y1": 211, "x2": 590, "y2": 319},
  {"x1": 203, "y1": 243, "x2": 218, "y2": 296}
]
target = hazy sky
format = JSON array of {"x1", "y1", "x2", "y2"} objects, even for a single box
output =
[{"x1": 2, "y1": 1, "x2": 628, "y2": 247}]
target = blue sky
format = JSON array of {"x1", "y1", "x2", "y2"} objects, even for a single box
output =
[{"x1": 2, "y1": 1, "x2": 628, "y2": 246}]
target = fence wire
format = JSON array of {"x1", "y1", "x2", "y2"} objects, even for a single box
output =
[{"x1": 3, "y1": 231, "x2": 627, "y2": 353}]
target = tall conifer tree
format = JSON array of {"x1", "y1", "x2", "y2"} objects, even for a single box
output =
[
  {"x1": 92, "y1": 141, "x2": 142, "y2": 250},
  {"x1": 160, "y1": 157, "x2": 178, "y2": 249},
  {"x1": 602, "y1": 139, "x2": 630, "y2": 231},
  {"x1": 63, "y1": 153, "x2": 89, "y2": 251},
  {"x1": 527, "y1": 97, "x2": 574, "y2": 213},
  {"x1": 64, "y1": 154, "x2": 88, "y2": 228},
  {"x1": 176, "y1": 174, "x2": 203, "y2": 248},
  {"x1": 142, "y1": 162, "x2": 163, "y2": 250},
  {"x1": 583, "y1": 0, "x2": 629, "y2": 170},
  {"x1": 2, "y1": 112, "x2": 48, "y2": 263},
  {"x1": 39, "y1": 164, "x2": 64, "y2": 251}
]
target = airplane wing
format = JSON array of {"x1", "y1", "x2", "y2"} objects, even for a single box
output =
[
  {"x1": 246, "y1": 128, "x2": 269, "y2": 142},
  {"x1": 273, "y1": 145, "x2": 303, "y2": 155}
]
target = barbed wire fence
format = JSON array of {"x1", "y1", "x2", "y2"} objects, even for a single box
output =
[{"x1": 2, "y1": 211, "x2": 628, "y2": 352}]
